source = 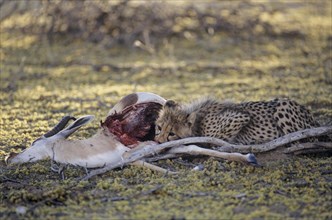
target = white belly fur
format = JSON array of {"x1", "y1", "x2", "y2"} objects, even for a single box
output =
[{"x1": 70, "y1": 147, "x2": 128, "y2": 168}]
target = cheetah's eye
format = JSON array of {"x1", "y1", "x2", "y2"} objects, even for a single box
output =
[{"x1": 169, "y1": 132, "x2": 175, "y2": 137}]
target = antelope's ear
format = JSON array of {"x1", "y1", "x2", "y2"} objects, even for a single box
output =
[
  {"x1": 57, "y1": 115, "x2": 95, "y2": 139},
  {"x1": 164, "y1": 100, "x2": 178, "y2": 109}
]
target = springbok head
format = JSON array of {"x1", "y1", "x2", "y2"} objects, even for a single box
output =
[
  {"x1": 5, "y1": 115, "x2": 95, "y2": 165},
  {"x1": 5, "y1": 92, "x2": 166, "y2": 167}
]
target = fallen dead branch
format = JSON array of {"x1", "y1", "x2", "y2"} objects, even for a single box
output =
[
  {"x1": 217, "y1": 126, "x2": 332, "y2": 153},
  {"x1": 82, "y1": 126, "x2": 331, "y2": 180}
]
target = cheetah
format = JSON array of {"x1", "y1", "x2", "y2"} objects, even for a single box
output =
[{"x1": 154, "y1": 97, "x2": 320, "y2": 144}]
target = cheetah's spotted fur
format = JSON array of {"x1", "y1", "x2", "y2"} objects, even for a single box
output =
[{"x1": 155, "y1": 98, "x2": 319, "y2": 144}]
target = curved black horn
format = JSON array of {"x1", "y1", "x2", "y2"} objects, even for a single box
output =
[{"x1": 44, "y1": 116, "x2": 76, "y2": 138}]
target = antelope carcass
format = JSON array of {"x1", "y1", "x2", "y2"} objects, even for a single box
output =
[{"x1": 5, "y1": 92, "x2": 257, "y2": 174}]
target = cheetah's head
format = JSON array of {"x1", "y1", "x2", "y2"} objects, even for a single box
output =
[{"x1": 155, "y1": 100, "x2": 196, "y2": 143}]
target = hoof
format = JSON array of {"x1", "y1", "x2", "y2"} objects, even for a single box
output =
[{"x1": 246, "y1": 153, "x2": 261, "y2": 167}]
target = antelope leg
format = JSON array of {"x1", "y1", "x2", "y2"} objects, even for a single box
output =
[
  {"x1": 167, "y1": 145, "x2": 259, "y2": 166},
  {"x1": 131, "y1": 160, "x2": 178, "y2": 174}
]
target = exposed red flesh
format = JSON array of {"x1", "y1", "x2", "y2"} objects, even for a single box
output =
[{"x1": 101, "y1": 102, "x2": 162, "y2": 147}]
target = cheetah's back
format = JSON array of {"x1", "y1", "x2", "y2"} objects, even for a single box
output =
[{"x1": 233, "y1": 98, "x2": 318, "y2": 144}]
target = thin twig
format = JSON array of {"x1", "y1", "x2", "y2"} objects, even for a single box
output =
[
  {"x1": 144, "y1": 153, "x2": 179, "y2": 162},
  {"x1": 1, "y1": 176, "x2": 22, "y2": 184}
]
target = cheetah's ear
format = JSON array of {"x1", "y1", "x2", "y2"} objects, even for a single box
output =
[
  {"x1": 164, "y1": 100, "x2": 178, "y2": 109},
  {"x1": 186, "y1": 112, "x2": 197, "y2": 128}
]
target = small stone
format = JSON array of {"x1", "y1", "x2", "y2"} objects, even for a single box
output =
[
  {"x1": 15, "y1": 206, "x2": 27, "y2": 215},
  {"x1": 192, "y1": 164, "x2": 204, "y2": 171},
  {"x1": 235, "y1": 193, "x2": 247, "y2": 199}
]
